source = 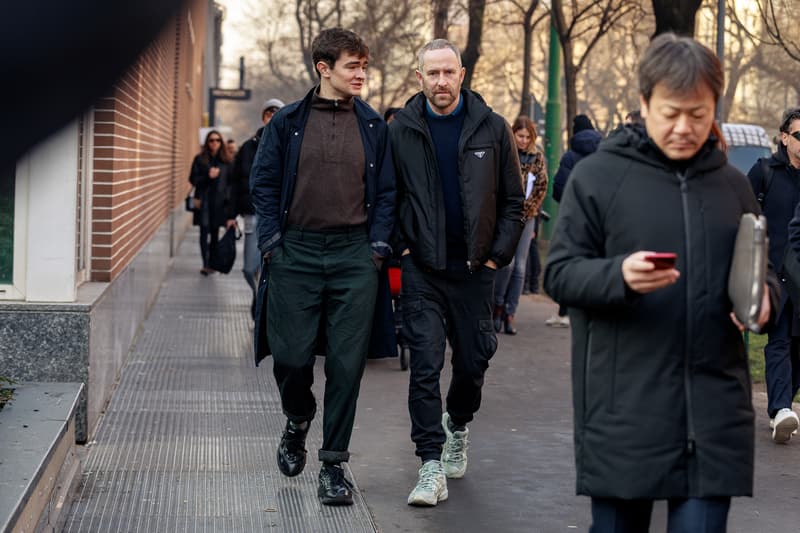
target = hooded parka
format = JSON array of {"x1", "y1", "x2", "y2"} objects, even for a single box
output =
[{"x1": 544, "y1": 125, "x2": 778, "y2": 499}]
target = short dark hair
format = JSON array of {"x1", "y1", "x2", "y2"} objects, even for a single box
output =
[
  {"x1": 638, "y1": 33, "x2": 723, "y2": 104},
  {"x1": 311, "y1": 28, "x2": 369, "y2": 79},
  {"x1": 779, "y1": 108, "x2": 800, "y2": 133}
]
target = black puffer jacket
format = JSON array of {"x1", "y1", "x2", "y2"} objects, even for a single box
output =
[
  {"x1": 544, "y1": 125, "x2": 779, "y2": 499},
  {"x1": 389, "y1": 90, "x2": 524, "y2": 270}
]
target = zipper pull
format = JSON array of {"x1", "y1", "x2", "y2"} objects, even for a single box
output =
[{"x1": 686, "y1": 438, "x2": 695, "y2": 455}]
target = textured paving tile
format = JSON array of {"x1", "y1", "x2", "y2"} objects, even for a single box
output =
[{"x1": 64, "y1": 229, "x2": 376, "y2": 533}]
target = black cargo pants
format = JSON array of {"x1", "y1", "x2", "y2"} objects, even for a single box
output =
[
  {"x1": 267, "y1": 226, "x2": 378, "y2": 464},
  {"x1": 401, "y1": 255, "x2": 498, "y2": 462}
]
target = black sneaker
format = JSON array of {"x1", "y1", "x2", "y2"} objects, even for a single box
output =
[
  {"x1": 277, "y1": 420, "x2": 309, "y2": 477},
  {"x1": 318, "y1": 463, "x2": 354, "y2": 506}
]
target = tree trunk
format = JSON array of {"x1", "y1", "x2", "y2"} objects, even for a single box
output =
[
  {"x1": 432, "y1": 0, "x2": 452, "y2": 39},
  {"x1": 651, "y1": 0, "x2": 702, "y2": 37},
  {"x1": 461, "y1": 0, "x2": 486, "y2": 89},
  {"x1": 518, "y1": 3, "x2": 538, "y2": 117}
]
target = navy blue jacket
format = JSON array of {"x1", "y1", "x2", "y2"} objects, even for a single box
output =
[
  {"x1": 552, "y1": 128, "x2": 603, "y2": 203},
  {"x1": 250, "y1": 87, "x2": 395, "y2": 256}
]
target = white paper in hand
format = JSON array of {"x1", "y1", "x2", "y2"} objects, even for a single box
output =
[{"x1": 525, "y1": 172, "x2": 536, "y2": 198}]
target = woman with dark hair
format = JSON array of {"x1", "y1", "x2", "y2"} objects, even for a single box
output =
[
  {"x1": 189, "y1": 130, "x2": 236, "y2": 275},
  {"x1": 493, "y1": 116, "x2": 548, "y2": 334}
]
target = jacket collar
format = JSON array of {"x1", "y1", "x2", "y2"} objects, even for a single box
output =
[
  {"x1": 395, "y1": 89, "x2": 493, "y2": 135},
  {"x1": 603, "y1": 124, "x2": 727, "y2": 176}
]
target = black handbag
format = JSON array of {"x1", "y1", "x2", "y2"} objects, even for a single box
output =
[
  {"x1": 185, "y1": 188, "x2": 200, "y2": 212},
  {"x1": 209, "y1": 226, "x2": 241, "y2": 274}
]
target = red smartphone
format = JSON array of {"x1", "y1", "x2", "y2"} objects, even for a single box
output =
[{"x1": 644, "y1": 252, "x2": 677, "y2": 270}]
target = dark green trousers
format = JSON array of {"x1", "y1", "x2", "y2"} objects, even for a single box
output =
[{"x1": 267, "y1": 226, "x2": 378, "y2": 463}]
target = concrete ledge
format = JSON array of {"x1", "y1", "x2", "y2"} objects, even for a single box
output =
[{"x1": 0, "y1": 382, "x2": 83, "y2": 533}]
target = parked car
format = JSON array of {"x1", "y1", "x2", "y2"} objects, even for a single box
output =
[{"x1": 721, "y1": 123, "x2": 773, "y2": 174}]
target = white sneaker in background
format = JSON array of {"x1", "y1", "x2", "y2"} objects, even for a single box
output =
[
  {"x1": 407, "y1": 460, "x2": 448, "y2": 506},
  {"x1": 545, "y1": 315, "x2": 560, "y2": 326},
  {"x1": 557, "y1": 316, "x2": 570, "y2": 328},
  {"x1": 772, "y1": 408, "x2": 799, "y2": 443}
]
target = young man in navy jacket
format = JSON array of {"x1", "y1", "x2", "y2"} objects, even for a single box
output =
[{"x1": 250, "y1": 28, "x2": 395, "y2": 506}]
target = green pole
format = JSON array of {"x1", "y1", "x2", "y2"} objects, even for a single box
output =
[{"x1": 541, "y1": 22, "x2": 562, "y2": 240}]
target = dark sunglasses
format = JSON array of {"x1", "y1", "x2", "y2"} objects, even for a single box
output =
[
  {"x1": 790, "y1": 131, "x2": 800, "y2": 142},
  {"x1": 208, "y1": 138, "x2": 222, "y2": 143}
]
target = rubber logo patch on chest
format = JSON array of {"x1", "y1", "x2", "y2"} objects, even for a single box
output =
[{"x1": 474, "y1": 151, "x2": 486, "y2": 159}]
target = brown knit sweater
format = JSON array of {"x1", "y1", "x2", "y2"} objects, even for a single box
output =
[{"x1": 287, "y1": 92, "x2": 366, "y2": 229}]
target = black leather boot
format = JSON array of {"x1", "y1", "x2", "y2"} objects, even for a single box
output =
[
  {"x1": 318, "y1": 463, "x2": 354, "y2": 506},
  {"x1": 277, "y1": 420, "x2": 309, "y2": 477}
]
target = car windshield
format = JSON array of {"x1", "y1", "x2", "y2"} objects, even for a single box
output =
[{"x1": 728, "y1": 146, "x2": 772, "y2": 174}]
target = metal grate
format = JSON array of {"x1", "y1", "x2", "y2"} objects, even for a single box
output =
[{"x1": 64, "y1": 228, "x2": 377, "y2": 532}]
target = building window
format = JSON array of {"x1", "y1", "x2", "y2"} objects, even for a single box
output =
[{"x1": 0, "y1": 166, "x2": 13, "y2": 284}]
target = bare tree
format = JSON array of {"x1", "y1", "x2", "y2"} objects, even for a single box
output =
[
  {"x1": 461, "y1": 0, "x2": 487, "y2": 88},
  {"x1": 295, "y1": 0, "x2": 345, "y2": 84},
  {"x1": 754, "y1": 0, "x2": 800, "y2": 63},
  {"x1": 552, "y1": 0, "x2": 639, "y2": 135},
  {"x1": 495, "y1": 0, "x2": 547, "y2": 116},
  {"x1": 432, "y1": 0, "x2": 453, "y2": 38},
  {"x1": 651, "y1": 0, "x2": 702, "y2": 37},
  {"x1": 351, "y1": 0, "x2": 428, "y2": 110}
]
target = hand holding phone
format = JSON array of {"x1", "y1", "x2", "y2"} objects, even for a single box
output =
[{"x1": 644, "y1": 252, "x2": 677, "y2": 270}]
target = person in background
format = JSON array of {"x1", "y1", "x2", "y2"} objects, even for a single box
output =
[
  {"x1": 189, "y1": 129, "x2": 236, "y2": 275},
  {"x1": 493, "y1": 116, "x2": 547, "y2": 334},
  {"x1": 226, "y1": 139, "x2": 238, "y2": 159},
  {"x1": 544, "y1": 33, "x2": 778, "y2": 532},
  {"x1": 232, "y1": 98, "x2": 285, "y2": 318},
  {"x1": 748, "y1": 107, "x2": 800, "y2": 443},
  {"x1": 546, "y1": 113, "x2": 602, "y2": 327}
]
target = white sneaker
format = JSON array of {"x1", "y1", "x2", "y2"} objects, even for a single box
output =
[
  {"x1": 771, "y1": 408, "x2": 800, "y2": 443},
  {"x1": 407, "y1": 460, "x2": 448, "y2": 506},
  {"x1": 545, "y1": 314, "x2": 560, "y2": 326},
  {"x1": 441, "y1": 413, "x2": 469, "y2": 479},
  {"x1": 557, "y1": 316, "x2": 570, "y2": 328}
]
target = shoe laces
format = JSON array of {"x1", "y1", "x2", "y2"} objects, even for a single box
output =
[
  {"x1": 416, "y1": 462, "x2": 443, "y2": 490},
  {"x1": 324, "y1": 465, "x2": 355, "y2": 491},
  {"x1": 444, "y1": 431, "x2": 468, "y2": 462}
]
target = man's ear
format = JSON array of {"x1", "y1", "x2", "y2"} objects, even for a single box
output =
[{"x1": 316, "y1": 61, "x2": 331, "y2": 78}]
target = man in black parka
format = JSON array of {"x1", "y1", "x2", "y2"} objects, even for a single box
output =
[
  {"x1": 545, "y1": 33, "x2": 779, "y2": 532},
  {"x1": 747, "y1": 107, "x2": 800, "y2": 443},
  {"x1": 389, "y1": 39, "x2": 524, "y2": 507}
]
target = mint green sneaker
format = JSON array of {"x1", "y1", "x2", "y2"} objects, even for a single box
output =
[
  {"x1": 407, "y1": 460, "x2": 448, "y2": 506},
  {"x1": 441, "y1": 412, "x2": 469, "y2": 479}
]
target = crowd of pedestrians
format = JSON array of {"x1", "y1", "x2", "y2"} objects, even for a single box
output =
[{"x1": 183, "y1": 26, "x2": 800, "y2": 532}]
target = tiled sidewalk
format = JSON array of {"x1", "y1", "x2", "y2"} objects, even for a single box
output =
[{"x1": 64, "y1": 228, "x2": 376, "y2": 532}]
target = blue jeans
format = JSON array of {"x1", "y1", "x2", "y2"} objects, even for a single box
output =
[
  {"x1": 764, "y1": 299, "x2": 800, "y2": 417},
  {"x1": 493, "y1": 218, "x2": 535, "y2": 316},
  {"x1": 590, "y1": 497, "x2": 730, "y2": 533},
  {"x1": 242, "y1": 215, "x2": 260, "y2": 293}
]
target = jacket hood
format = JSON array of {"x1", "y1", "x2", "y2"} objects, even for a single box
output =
[
  {"x1": 600, "y1": 124, "x2": 728, "y2": 175},
  {"x1": 570, "y1": 129, "x2": 603, "y2": 156},
  {"x1": 773, "y1": 142, "x2": 790, "y2": 167}
]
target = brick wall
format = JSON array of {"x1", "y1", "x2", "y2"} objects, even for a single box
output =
[{"x1": 90, "y1": 1, "x2": 207, "y2": 282}]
